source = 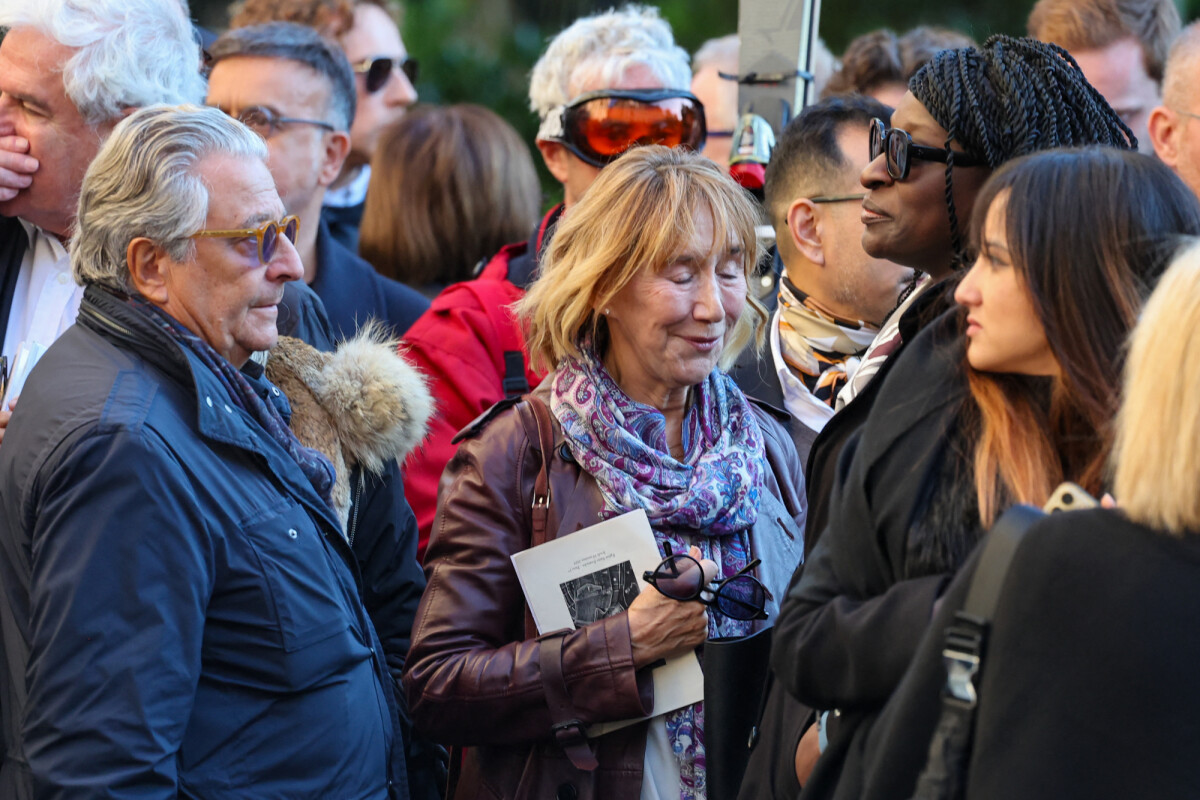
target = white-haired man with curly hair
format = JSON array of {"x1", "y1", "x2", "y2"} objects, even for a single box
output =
[{"x1": 401, "y1": 4, "x2": 706, "y2": 559}]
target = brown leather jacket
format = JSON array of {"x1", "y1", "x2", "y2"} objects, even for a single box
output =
[{"x1": 403, "y1": 384, "x2": 807, "y2": 800}]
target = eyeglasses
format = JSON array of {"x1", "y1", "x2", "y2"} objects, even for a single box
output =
[
  {"x1": 227, "y1": 105, "x2": 335, "y2": 139},
  {"x1": 191, "y1": 216, "x2": 300, "y2": 265},
  {"x1": 642, "y1": 549, "x2": 769, "y2": 621},
  {"x1": 809, "y1": 192, "x2": 867, "y2": 204},
  {"x1": 352, "y1": 56, "x2": 419, "y2": 94},
  {"x1": 869, "y1": 117, "x2": 986, "y2": 181},
  {"x1": 555, "y1": 88, "x2": 707, "y2": 168}
]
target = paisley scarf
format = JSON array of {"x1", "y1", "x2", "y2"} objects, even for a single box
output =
[{"x1": 551, "y1": 346, "x2": 765, "y2": 800}]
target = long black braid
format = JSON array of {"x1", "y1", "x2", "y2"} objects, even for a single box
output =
[{"x1": 909, "y1": 34, "x2": 1134, "y2": 267}]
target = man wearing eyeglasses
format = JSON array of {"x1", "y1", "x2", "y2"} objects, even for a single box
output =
[
  {"x1": 401, "y1": 6, "x2": 704, "y2": 558},
  {"x1": 0, "y1": 0, "x2": 203, "y2": 446},
  {"x1": 728, "y1": 96, "x2": 912, "y2": 467},
  {"x1": 230, "y1": 0, "x2": 418, "y2": 253},
  {"x1": 206, "y1": 22, "x2": 429, "y2": 341},
  {"x1": 1148, "y1": 22, "x2": 1200, "y2": 198},
  {"x1": 0, "y1": 2, "x2": 337, "y2": 447},
  {"x1": 0, "y1": 102, "x2": 411, "y2": 800}
]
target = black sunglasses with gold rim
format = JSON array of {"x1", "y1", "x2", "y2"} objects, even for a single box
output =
[
  {"x1": 352, "y1": 56, "x2": 419, "y2": 94},
  {"x1": 869, "y1": 117, "x2": 986, "y2": 181},
  {"x1": 642, "y1": 549, "x2": 769, "y2": 621}
]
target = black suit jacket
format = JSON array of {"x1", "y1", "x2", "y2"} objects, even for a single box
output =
[
  {"x1": 310, "y1": 217, "x2": 430, "y2": 341},
  {"x1": 0, "y1": 218, "x2": 30, "y2": 355}
]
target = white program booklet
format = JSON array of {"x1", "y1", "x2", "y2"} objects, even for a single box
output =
[{"x1": 510, "y1": 508, "x2": 704, "y2": 737}]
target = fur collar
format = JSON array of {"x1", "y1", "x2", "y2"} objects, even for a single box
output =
[{"x1": 264, "y1": 324, "x2": 433, "y2": 530}]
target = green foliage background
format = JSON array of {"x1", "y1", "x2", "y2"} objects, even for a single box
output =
[{"x1": 193, "y1": 0, "x2": 1191, "y2": 204}]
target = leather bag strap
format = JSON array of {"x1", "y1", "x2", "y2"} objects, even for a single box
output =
[{"x1": 526, "y1": 395, "x2": 554, "y2": 548}]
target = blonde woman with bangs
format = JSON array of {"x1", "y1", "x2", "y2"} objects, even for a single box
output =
[{"x1": 403, "y1": 146, "x2": 807, "y2": 800}]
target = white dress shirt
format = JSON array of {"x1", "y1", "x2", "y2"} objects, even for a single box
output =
[
  {"x1": 3, "y1": 219, "x2": 82, "y2": 365},
  {"x1": 769, "y1": 305, "x2": 837, "y2": 434}
]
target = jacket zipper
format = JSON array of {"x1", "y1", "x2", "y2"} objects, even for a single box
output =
[
  {"x1": 347, "y1": 469, "x2": 364, "y2": 547},
  {"x1": 78, "y1": 303, "x2": 135, "y2": 339}
]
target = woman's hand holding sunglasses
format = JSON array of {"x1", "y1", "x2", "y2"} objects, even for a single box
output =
[{"x1": 627, "y1": 546, "x2": 716, "y2": 669}]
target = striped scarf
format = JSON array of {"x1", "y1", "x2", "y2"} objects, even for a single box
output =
[
  {"x1": 776, "y1": 277, "x2": 877, "y2": 407},
  {"x1": 836, "y1": 272, "x2": 933, "y2": 410}
]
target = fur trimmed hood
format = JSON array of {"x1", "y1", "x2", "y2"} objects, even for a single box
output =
[{"x1": 264, "y1": 324, "x2": 433, "y2": 530}]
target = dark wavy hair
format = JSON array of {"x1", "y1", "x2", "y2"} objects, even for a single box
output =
[{"x1": 909, "y1": 34, "x2": 1135, "y2": 268}]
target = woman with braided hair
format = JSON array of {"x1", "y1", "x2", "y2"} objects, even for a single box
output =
[
  {"x1": 805, "y1": 35, "x2": 1134, "y2": 545},
  {"x1": 760, "y1": 37, "x2": 1143, "y2": 800}
]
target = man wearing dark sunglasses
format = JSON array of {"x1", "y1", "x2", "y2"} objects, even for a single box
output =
[
  {"x1": 206, "y1": 22, "x2": 428, "y2": 341},
  {"x1": 230, "y1": 0, "x2": 418, "y2": 253},
  {"x1": 402, "y1": 7, "x2": 699, "y2": 557}
]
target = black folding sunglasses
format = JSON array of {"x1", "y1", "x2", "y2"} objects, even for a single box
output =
[
  {"x1": 869, "y1": 117, "x2": 986, "y2": 181},
  {"x1": 642, "y1": 549, "x2": 769, "y2": 621},
  {"x1": 352, "y1": 56, "x2": 419, "y2": 94}
]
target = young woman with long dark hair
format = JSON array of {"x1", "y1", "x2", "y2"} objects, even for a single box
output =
[
  {"x1": 771, "y1": 147, "x2": 1200, "y2": 799},
  {"x1": 854, "y1": 152, "x2": 1200, "y2": 800}
]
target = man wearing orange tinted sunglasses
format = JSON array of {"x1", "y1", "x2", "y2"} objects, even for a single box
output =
[{"x1": 401, "y1": 7, "x2": 703, "y2": 561}]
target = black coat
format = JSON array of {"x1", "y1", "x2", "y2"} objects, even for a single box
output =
[
  {"x1": 310, "y1": 218, "x2": 430, "y2": 341},
  {"x1": 802, "y1": 281, "x2": 955, "y2": 557},
  {"x1": 771, "y1": 305, "x2": 975, "y2": 800},
  {"x1": 0, "y1": 216, "x2": 28, "y2": 354},
  {"x1": 860, "y1": 508, "x2": 1200, "y2": 799}
]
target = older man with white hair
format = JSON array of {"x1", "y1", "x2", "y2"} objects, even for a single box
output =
[{"x1": 0, "y1": 104, "x2": 407, "y2": 799}]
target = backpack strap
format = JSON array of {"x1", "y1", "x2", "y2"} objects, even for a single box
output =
[
  {"x1": 457, "y1": 275, "x2": 531, "y2": 399},
  {"x1": 913, "y1": 504, "x2": 1044, "y2": 800}
]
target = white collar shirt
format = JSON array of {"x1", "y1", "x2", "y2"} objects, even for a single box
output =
[{"x1": 3, "y1": 219, "x2": 82, "y2": 365}]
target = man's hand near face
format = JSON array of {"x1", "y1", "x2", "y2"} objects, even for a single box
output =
[{"x1": 0, "y1": 135, "x2": 38, "y2": 202}]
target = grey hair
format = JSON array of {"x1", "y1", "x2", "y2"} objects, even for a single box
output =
[
  {"x1": 0, "y1": 0, "x2": 206, "y2": 126},
  {"x1": 693, "y1": 34, "x2": 739, "y2": 74},
  {"x1": 209, "y1": 21, "x2": 356, "y2": 131},
  {"x1": 529, "y1": 5, "x2": 691, "y2": 135},
  {"x1": 72, "y1": 104, "x2": 269, "y2": 293}
]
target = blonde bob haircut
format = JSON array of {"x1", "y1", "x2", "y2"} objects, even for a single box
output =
[
  {"x1": 518, "y1": 145, "x2": 766, "y2": 374},
  {"x1": 1113, "y1": 240, "x2": 1200, "y2": 535}
]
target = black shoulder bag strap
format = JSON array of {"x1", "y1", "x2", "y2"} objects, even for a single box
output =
[
  {"x1": 912, "y1": 504, "x2": 1044, "y2": 800},
  {"x1": 523, "y1": 396, "x2": 600, "y2": 772}
]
